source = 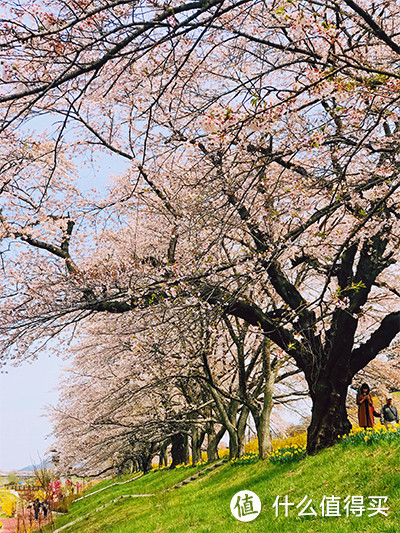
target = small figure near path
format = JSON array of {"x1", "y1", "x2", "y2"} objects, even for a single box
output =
[
  {"x1": 380, "y1": 397, "x2": 399, "y2": 428},
  {"x1": 33, "y1": 498, "x2": 40, "y2": 520}
]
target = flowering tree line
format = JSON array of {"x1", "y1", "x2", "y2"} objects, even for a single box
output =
[
  {"x1": 48, "y1": 310, "x2": 308, "y2": 473},
  {"x1": 2, "y1": 0, "x2": 400, "y2": 472}
]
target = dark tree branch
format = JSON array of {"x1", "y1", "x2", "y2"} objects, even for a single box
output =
[
  {"x1": 342, "y1": 0, "x2": 400, "y2": 56},
  {"x1": 351, "y1": 311, "x2": 400, "y2": 374}
]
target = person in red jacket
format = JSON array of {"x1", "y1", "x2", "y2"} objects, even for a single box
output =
[{"x1": 357, "y1": 383, "x2": 379, "y2": 428}]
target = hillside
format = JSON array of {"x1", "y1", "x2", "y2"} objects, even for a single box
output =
[{"x1": 44, "y1": 431, "x2": 400, "y2": 533}]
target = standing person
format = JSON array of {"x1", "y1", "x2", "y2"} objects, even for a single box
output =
[
  {"x1": 380, "y1": 397, "x2": 399, "y2": 428},
  {"x1": 357, "y1": 383, "x2": 378, "y2": 429},
  {"x1": 33, "y1": 498, "x2": 40, "y2": 520}
]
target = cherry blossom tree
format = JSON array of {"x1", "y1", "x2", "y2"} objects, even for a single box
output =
[
  {"x1": 48, "y1": 315, "x2": 194, "y2": 475},
  {"x1": 2, "y1": 0, "x2": 400, "y2": 456}
]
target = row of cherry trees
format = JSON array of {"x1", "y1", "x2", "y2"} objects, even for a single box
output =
[
  {"x1": 1, "y1": 0, "x2": 400, "y2": 458},
  {"x1": 48, "y1": 307, "x2": 306, "y2": 475}
]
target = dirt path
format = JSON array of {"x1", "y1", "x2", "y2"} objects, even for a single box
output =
[{"x1": 1, "y1": 509, "x2": 52, "y2": 532}]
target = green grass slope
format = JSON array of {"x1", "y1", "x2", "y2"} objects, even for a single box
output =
[{"x1": 48, "y1": 438, "x2": 400, "y2": 533}]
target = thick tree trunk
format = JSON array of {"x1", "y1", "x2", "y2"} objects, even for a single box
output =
[
  {"x1": 191, "y1": 426, "x2": 205, "y2": 465},
  {"x1": 256, "y1": 343, "x2": 275, "y2": 459},
  {"x1": 206, "y1": 423, "x2": 224, "y2": 462},
  {"x1": 256, "y1": 416, "x2": 273, "y2": 459},
  {"x1": 207, "y1": 437, "x2": 219, "y2": 462},
  {"x1": 159, "y1": 440, "x2": 169, "y2": 468},
  {"x1": 237, "y1": 406, "x2": 249, "y2": 457},
  {"x1": 254, "y1": 372, "x2": 274, "y2": 459},
  {"x1": 228, "y1": 431, "x2": 239, "y2": 459},
  {"x1": 307, "y1": 378, "x2": 352, "y2": 455},
  {"x1": 141, "y1": 443, "x2": 156, "y2": 474},
  {"x1": 142, "y1": 455, "x2": 152, "y2": 474},
  {"x1": 170, "y1": 433, "x2": 187, "y2": 468}
]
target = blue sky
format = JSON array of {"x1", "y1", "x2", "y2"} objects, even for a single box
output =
[
  {"x1": 0, "y1": 111, "x2": 132, "y2": 473},
  {"x1": 0, "y1": 355, "x2": 65, "y2": 471}
]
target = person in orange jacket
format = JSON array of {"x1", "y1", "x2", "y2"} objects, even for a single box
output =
[{"x1": 356, "y1": 383, "x2": 379, "y2": 428}]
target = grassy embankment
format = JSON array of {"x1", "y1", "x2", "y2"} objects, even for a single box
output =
[{"x1": 45, "y1": 426, "x2": 400, "y2": 533}]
